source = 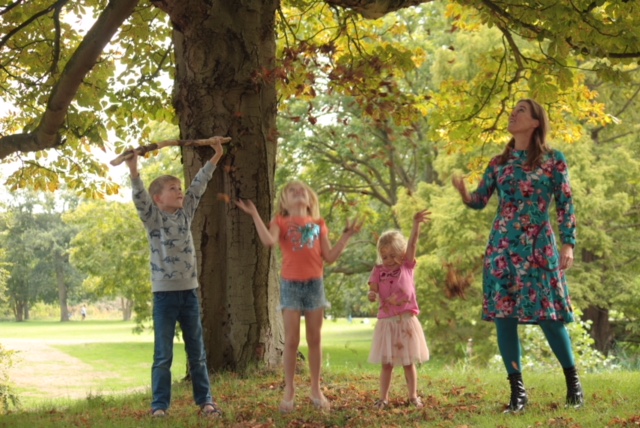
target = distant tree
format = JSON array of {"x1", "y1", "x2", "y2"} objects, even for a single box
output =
[
  {"x1": 0, "y1": 192, "x2": 82, "y2": 321},
  {"x1": 32, "y1": 212, "x2": 84, "y2": 322},
  {"x1": 0, "y1": 250, "x2": 9, "y2": 311},
  {"x1": 65, "y1": 200, "x2": 149, "y2": 322}
]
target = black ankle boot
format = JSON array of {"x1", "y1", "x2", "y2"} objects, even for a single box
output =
[
  {"x1": 563, "y1": 366, "x2": 584, "y2": 408},
  {"x1": 504, "y1": 373, "x2": 528, "y2": 413}
]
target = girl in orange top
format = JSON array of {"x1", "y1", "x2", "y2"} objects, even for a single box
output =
[{"x1": 236, "y1": 180, "x2": 362, "y2": 413}]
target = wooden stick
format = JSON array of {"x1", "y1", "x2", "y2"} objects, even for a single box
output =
[{"x1": 109, "y1": 136, "x2": 232, "y2": 166}]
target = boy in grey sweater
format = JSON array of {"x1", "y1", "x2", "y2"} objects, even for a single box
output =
[{"x1": 124, "y1": 136, "x2": 229, "y2": 418}]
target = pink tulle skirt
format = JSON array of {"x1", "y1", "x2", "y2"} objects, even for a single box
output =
[{"x1": 368, "y1": 314, "x2": 429, "y2": 366}]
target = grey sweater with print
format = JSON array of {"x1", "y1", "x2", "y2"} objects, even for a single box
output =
[{"x1": 131, "y1": 162, "x2": 215, "y2": 292}]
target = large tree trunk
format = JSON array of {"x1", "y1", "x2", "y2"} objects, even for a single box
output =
[
  {"x1": 13, "y1": 301, "x2": 25, "y2": 322},
  {"x1": 579, "y1": 249, "x2": 614, "y2": 354},
  {"x1": 165, "y1": 0, "x2": 282, "y2": 372},
  {"x1": 121, "y1": 297, "x2": 133, "y2": 321},
  {"x1": 582, "y1": 305, "x2": 614, "y2": 355},
  {"x1": 55, "y1": 252, "x2": 70, "y2": 322}
]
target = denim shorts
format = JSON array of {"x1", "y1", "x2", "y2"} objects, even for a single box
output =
[{"x1": 279, "y1": 278, "x2": 330, "y2": 312}]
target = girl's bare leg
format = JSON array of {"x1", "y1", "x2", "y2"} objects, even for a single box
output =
[
  {"x1": 305, "y1": 309, "x2": 329, "y2": 409},
  {"x1": 281, "y1": 309, "x2": 301, "y2": 411},
  {"x1": 403, "y1": 363, "x2": 418, "y2": 399},
  {"x1": 403, "y1": 363, "x2": 423, "y2": 407},
  {"x1": 380, "y1": 363, "x2": 394, "y2": 402}
]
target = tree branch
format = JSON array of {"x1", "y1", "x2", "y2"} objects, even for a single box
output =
[
  {"x1": 0, "y1": 0, "x2": 140, "y2": 160},
  {"x1": 481, "y1": 0, "x2": 640, "y2": 59},
  {"x1": 591, "y1": 85, "x2": 640, "y2": 142},
  {"x1": 50, "y1": 0, "x2": 63, "y2": 75},
  {"x1": 0, "y1": 1, "x2": 68, "y2": 50},
  {"x1": 0, "y1": 0, "x2": 23, "y2": 16},
  {"x1": 309, "y1": 136, "x2": 395, "y2": 206},
  {"x1": 323, "y1": 0, "x2": 433, "y2": 19}
]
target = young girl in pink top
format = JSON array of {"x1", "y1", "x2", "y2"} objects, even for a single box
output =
[
  {"x1": 236, "y1": 180, "x2": 362, "y2": 413},
  {"x1": 367, "y1": 209, "x2": 431, "y2": 409}
]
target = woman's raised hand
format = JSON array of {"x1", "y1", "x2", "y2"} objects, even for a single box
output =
[{"x1": 452, "y1": 175, "x2": 471, "y2": 203}]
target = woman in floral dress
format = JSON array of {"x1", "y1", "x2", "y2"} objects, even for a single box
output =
[{"x1": 452, "y1": 99, "x2": 584, "y2": 413}]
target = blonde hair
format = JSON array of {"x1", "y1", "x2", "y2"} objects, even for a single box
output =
[
  {"x1": 148, "y1": 175, "x2": 181, "y2": 201},
  {"x1": 275, "y1": 180, "x2": 321, "y2": 219},
  {"x1": 376, "y1": 230, "x2": 407, "y2": 265}
]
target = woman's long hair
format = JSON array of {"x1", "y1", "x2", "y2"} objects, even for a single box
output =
[{"x1": 498, "y1": 99, "x2": 552, "y2": 168}]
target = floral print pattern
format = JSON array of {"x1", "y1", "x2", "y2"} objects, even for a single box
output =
[{"x1": 467, "y1": 149, "x2": 576, "y2": 324}]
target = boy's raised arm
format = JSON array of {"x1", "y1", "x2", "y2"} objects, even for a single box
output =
[
  {"x1": 209, "y1": 136, "x2": 232, "y2": 166},
  {"x1": 124, "y1": 152, "x2": 139, "y2": 178}
]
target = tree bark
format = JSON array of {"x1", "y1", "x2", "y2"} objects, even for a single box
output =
[
  {"x1": 166, "y1": 0, "x2": 282, "y2": 372},
  {"x1": 13, "y1": 302, "x2": 24, "y2": 322},
  {"x1": 121, "y1": 297, "x2": 133, "y2": 321},
  {"x1": 582, "y1": 305, "x2": 613, "y2": 355},
  {"x1": 55, "y1": 252, "x2": 70, "y2": 322}
]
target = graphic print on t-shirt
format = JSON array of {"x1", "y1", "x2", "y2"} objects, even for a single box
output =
[{"x1": 286, "y1": 222, "x2": 320, "y2": 251}]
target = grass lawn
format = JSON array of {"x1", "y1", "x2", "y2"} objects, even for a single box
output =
[
  {"x1": 309, "y1": 318, "x2": 378, "y2": 374},
  {"x1": 0, "y1": 320, "x2": 152, "y2": 342},
  {"x1": 0, "y1": 320, "x2": 185, "y2": 407},
  {"x1": 1, "y1": 318, "x2": 639, "y2": 427}
]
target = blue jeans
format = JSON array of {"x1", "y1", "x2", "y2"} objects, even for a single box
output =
[{"x1": 152, "y1": 289, "x2": 213, "y2": 411}]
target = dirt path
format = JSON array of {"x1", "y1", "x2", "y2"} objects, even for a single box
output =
[{"x1": 2, "y1": 339, "x2": 139, "y2": 402}]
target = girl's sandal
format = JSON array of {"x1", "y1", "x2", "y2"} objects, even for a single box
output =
[
  {"x1": 408, "y1": 396, "x2": 424, "y2": 409},
  {"x1": 374, "y1": 399, "x2": 389, "y2": 410},
  {"x1": 310, "y1": 394, "x2": 331, "y2": 411},
  {"x1": 279, "y1": 398, "x2": 295, "y2": 413},
  {"x1": 200, "y1": 403, "x2": 222, "y2": 418}
]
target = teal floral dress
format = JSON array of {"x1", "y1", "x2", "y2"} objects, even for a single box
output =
[{"x1": 466, "y1": 149, "x2": 577, "y2": 324}]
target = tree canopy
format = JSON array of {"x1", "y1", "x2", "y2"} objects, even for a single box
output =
[{"x1": 1, "y1": 1, "x2": 639, "y2": 182}]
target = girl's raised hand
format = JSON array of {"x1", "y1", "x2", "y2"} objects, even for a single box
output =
[
  {"x1": 414, "y1": 209, "x2": 431, "y2": 225},
  {"x1": 343, "y1": 217, "x2": 364, "y2": 236},
  {"x1": 235, "y1": 199, "x2": 258, "y2": 216}
]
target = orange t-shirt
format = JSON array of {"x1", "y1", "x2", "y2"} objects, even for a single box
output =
[{"x1": 272, "y1": 215, "x2": 328, "y2": 281}]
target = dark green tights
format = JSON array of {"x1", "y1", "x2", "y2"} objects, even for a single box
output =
[{"x1": 495, "y1": 318, "x2": 575, "y2": 374}]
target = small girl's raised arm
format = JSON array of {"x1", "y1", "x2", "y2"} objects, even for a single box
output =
[{"x1": 406, "y1": 209, "x2": 431, "y2": 263}]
